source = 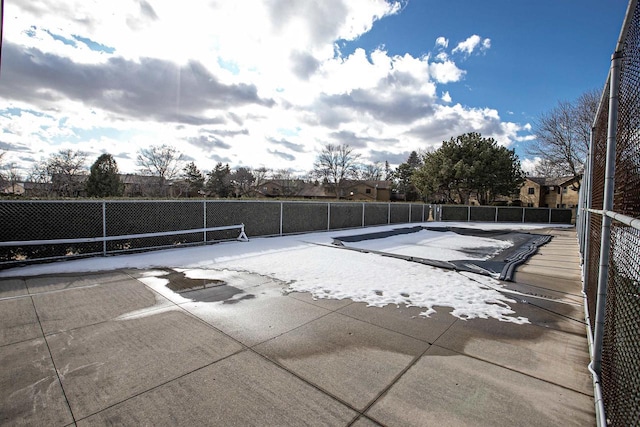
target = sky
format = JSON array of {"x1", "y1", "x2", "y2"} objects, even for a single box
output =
[
  {"x1": 1, "y1": 222, "x2": 559, "y2": 323},
  {"x1": 0, "y1": 0, "x2": 631, "y2": 178}
]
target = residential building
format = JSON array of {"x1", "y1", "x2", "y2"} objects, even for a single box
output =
[
  {"x1": 519, "y1": 176, "x2": 582, "y2": 208},
  {"x1": 0, "y1": 181, "x2": 25, "y2": 196},
  {"x1": 249, "y1": 179, "x2": 392, "y2": 202}
]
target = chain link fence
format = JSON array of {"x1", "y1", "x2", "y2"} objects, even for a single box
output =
[
  {"x1": 577, "y1": 1, "x2": 640, "y2": 425},
  {"x1": 440, "y1": 205, "x2": 573, "y2": 223},
  {"x1": 0, "y1": 199, "x2": 573, "y2": 268},
  {"x1": 0, "y1": 200, "x2": 429, "y2": 267}
]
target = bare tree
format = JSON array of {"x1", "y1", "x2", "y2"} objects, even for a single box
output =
[
  {"x1": 46, "y1": 149, "x2": 88, "y2": 197},
  {"x1": 0, "y1": 150, "x2": 6, "y2": 188},
  {"x1": 528, "y1": 89, "x2": 599, "y2": 184},
  {"x1": 6, "y1": 163, "x2": 22, "y2": 194},
  {"x1": 532, "y1": 157, "x2": 571, "y2": 178},
  {"x1": 251, "y1": 167, "x2": 270, "y2": 187},
  {"x1": 271, "y1": 168, "x2": 301, "y2": 196},
  {"x1": 229, "y1": 167, "x2": 255, "y2": 197},
  {"x1": 313, "y1": 144, "x2": 361, "y2": 198},
  {"x1": 136, "y1": 144, "x2": 183, "y2": 196},
  {"x1": 358, "y1": 162, "x2": 384, "y2": 181}
]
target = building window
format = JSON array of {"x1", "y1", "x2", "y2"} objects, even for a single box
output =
[
  {"x1": 562, "y1": 187, "x2": 568, "y2": 193},
  {"x1": 528, "y1": 187, "x2": 535, "y2": 195},
  {"x1": 527, "y1": 203, "x2": 534, "y2": 207},
  {"x1": 365, "y1": 188, "x2": 372, "y2": 194}
]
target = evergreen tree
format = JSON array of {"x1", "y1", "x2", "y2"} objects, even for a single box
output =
[
  {"x1": 406, "y1": 150, "x2": 422, "y2": 168},
  {"x1": 86, "y1": 154, "x2": 123, "y2": 197},
  {"x1": 413, "y1": 133, "x2": 525, "y2": 204},
  {"x1": 206, "y1": 163, "x2": 232, "y2": 197},
  {"x1": 384, "y1": 161, "x2": 392, "y2": 180},
  {"x1": 182, "y1": 162, "x2": 205, "y2": 197},
  {"x1": 392, "y1": 151, "x2": 422, "y2": 201}
]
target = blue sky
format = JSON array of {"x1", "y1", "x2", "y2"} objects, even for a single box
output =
[{"x1": 0, "y1": 0, "x2": 631, "y2": 177}]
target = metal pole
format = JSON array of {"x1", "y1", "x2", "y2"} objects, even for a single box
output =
[
  {"x1": 409, "y1": 204, "x2": 412, "y2": 223},
  {"x1": 362, "y1": 202, "x2": 365, "y2": 227},
  {"x1": 327, "y1": 202, "x2": 330, "y2": 230},
  {"x1": 203, "y1": 201, "x2": 207, "y2": 243},
  {"x1": 593, "y1": 50, "x2": 622, "y2": 376},
  {"x1": 102, "y1": 201, "x2": 107, "y2": 256},
  {"x1": 582, "y1": 129, "x2": 596, "y2": 293},
  {"x1": 279, "y1": 202, "x2": 283, "y2": 235},
  {"x1": 467, "y1": 206, "x2": 471, "y2": 222},
  {"x1": 388, "y1": 203, "x2": 391, "y2": 224}
]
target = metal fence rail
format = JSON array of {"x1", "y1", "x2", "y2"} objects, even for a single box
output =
[{"x1": 576, "y1": 1, "x2": 640, "y2": 425}]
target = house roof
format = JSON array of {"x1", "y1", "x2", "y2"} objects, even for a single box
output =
[
  {"x1": 296, "y1": 183, "x2": 330, "y2": 198},
  {"x1": 526, "y1": 175, "x2": 581, "y2": 187},
  {"x1": 342, "y1": 180, "x2": 391, "y2": 189}
]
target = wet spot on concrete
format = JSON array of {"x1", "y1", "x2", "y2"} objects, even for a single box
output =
[
  {"x1": 160, "y1": 269, "x2": 257, "y2": 304},
  {"x1": 162, "y1": 269, "x2": 226, "y2": 293},
  {"x1": 223, "y1": 294, "x2": 256, "y2": 305}
]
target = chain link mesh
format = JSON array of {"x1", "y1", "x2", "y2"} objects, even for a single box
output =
[
  {"x1": 206, "y1": 200, "x2": 280, "y2": 239},
  {"x1": 441, "y1": 206, "x2": 468, "y2": 221},
  {"x1": 602, "y1": 5, "x2": 640, "y2": 425},
  {"x1": 106, "y1": 201, "x2": 203, "y2": 253},
  {"x1": 601, "y1": 223, "x2": 640, "y2": 426},
  {"x1": 497, "y1": 207, "x2": 523, "y2": 222},
  {"x1": 329, "y1": 203, "x2": 363, "y2": 229},
  {"x1": 364, "y1": 203, "x2": 389, "y2": 226},
  {"x1": 0, "y1": 201, "x2": 103, "y2": 262},
  {"x1": 469, "y1": 206, "x2": 496, "y2": 222},
  {"x1": 283, "y1": 202, "x2": 328, "y2": 234},
  {"x1": 580, "y1": 3, "x2": 640, "y2": 425},
  {"x1": 410, "y1": 203, "x2": 425, "y2": 222},
  {"x1": 389, "y1": 203, "x2": 410, "y2": 223}
]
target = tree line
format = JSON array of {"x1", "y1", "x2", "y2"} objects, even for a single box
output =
[{"x1": 0, "y1": 89, "x2": 598, "y2": 202}]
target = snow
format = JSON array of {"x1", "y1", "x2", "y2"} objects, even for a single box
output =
[
  {"x1": 0, "y1": 222, "x2": 560, "y2": 323},
  {"x1": 338, "y1": 228, "x2": 514, "y2": 261}
]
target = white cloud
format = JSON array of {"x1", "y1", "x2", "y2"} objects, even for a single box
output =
[
  {"x1": 452, "y1": 34, "x2": 492, "y2": 56},
  {"x1": 435, "y1": 36, "x2": 449, "y2": 49},
  {"x1": 521, "y1": 157, "x2": 541, "y2": 175},
  {"x1": 429, "y1": 60, "x2": 465, "y2": 84},
  {"x1": 1, "y1": 1, "x2": 524, "y2": 178}
]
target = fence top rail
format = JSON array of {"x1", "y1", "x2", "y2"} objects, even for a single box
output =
[
  {"x1": 586, "y1": 208, "x2": 640, "y2": 231},
  {"x1": 0, "y1": 199, "x2": 430, "y2": 205}
]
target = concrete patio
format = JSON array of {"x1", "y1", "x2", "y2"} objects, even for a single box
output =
[{"x1": 0, "y1": 227, "x2": 594, "y2": 426}]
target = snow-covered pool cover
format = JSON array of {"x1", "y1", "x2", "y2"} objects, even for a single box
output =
[
  {"x1": 332, "y1": 226, "x2": 551, "y2": 281},
  {"x1": 1, "y1": 222, "x2": 562, "y2": 324}
]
